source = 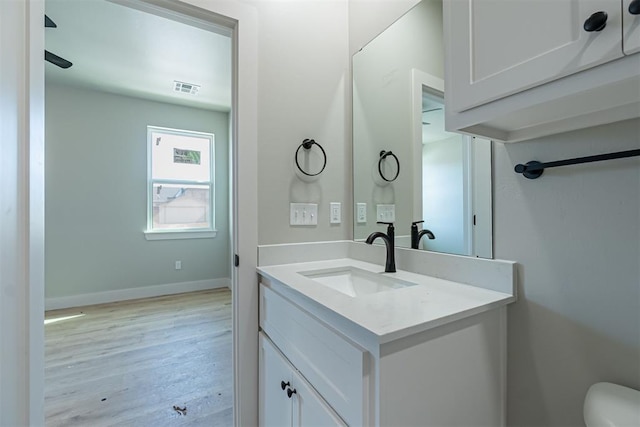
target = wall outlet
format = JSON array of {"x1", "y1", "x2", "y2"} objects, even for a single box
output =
[
  {"x1": 175, "y1": 260, "x2": 182, "y2": 270},
  {"x1": 330, "y1": 202, "x2": 341, "y2": 224},
  {"x1": 376, "y1": 204, "x2": 395, "y2": 222},
  {"x1": 356, "y1": 203, "x2": 367, "y2": 223},
  {"x1": 290, "y1": 203, "x2": 318, "y2": 226}
]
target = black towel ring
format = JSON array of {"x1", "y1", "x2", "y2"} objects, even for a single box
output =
[
  {"x1": 295, "y1": 139, "x2": 327, "y2": 177},
  {"x1": 378, "y1": 150, "x2": 400, "y2": 182}
]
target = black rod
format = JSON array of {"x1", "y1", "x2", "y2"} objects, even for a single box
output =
[{"x1": 515, "y1": 149, "x2": 640, "y2": 179}]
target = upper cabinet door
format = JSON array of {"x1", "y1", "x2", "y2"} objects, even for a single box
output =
[
  {"x1": 445, "y1": 0, "x2": 624, "y2": 113},
  {"x1": 623, "y1": 0, "x2": 640, "y2": 54}
]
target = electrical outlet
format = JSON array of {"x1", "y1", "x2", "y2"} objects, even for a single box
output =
[
  {"x1": 330, "y1": 202, "x2": 341, "y2": 224},
  {"x1": 356, "y1": 203, "x2": 367, "y2": 223},
  {"x1": 175, "y1": 260, "x2": 182, "y2": 270}
]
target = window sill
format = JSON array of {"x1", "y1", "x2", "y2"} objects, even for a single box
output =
[{"x1": 144, "y1": 229, "x2": 217, "y2": 241}]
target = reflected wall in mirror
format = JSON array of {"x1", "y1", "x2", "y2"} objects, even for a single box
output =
[{"x1": 352, "y1": 0, "x2": 493, "y2": 258}]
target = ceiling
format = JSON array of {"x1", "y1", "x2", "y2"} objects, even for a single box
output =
[{"x1": 44, "y1": 0, "x2": 232, "y2": 112}]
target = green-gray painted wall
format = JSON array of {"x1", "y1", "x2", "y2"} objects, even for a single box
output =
[{"x1": 45, "y1": 82, "x2": 230, "y2": 298}]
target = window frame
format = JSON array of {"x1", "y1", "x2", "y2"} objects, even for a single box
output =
[{"x1": 144, "y1": 125, "x2": 217, "y2": 240}]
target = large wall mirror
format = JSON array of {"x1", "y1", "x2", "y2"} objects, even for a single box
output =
[{"x1": 352, "y1": 0, "x2": 493, "y2": 258}]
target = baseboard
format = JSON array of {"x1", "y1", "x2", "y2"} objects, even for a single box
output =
[{"x1": 45, "y1": 278, "x2": 231, "y2": 311}]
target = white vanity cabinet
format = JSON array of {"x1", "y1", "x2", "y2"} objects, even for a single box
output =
[
  {"x1": 258, "y1": 277, "x2": 509, "y2": 426},
  {"x1": 444, "y1": 0, "x2": 640, "y2": 142},
  {"x1": 259, "y1": 333, "x2": 347, "y2": 427}
]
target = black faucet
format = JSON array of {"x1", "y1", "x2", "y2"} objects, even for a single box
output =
[
  {"x1": 411, "y1": 220, "x2": 435, "y2": 249},
  {"x1": 365, "y1": 221, "x2": 396, "y2": 273}
]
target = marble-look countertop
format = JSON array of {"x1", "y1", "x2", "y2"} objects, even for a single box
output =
[{"x1": 258, "y1": 258, "x2": 515, "y2": 344}]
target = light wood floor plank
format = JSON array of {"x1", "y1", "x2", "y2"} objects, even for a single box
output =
[{"x1": 45, "y1": 289, "x2": 232, "y2": 427}]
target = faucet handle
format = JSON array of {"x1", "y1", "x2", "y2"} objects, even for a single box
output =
[
  {"x1": 376, "y1": 221, "x2": 395, "y2": 234},
  {"x1": 411, "y1": 220, "x2": 424, "y2": 226}
]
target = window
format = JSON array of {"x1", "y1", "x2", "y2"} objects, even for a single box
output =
[{"x1": 145, "y1": 126, "x2": 216, "y2": 240}]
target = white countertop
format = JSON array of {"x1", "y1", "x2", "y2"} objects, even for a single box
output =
[{"x1": 257, "y1": 258, "x2": 515, "y2": 344}]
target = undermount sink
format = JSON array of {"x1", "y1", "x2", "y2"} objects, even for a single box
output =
[{"x1": 299, "y1": 266, "x2": 417, "y2": 297}]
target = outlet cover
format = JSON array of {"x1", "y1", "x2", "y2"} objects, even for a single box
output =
[
  {"x1": 356, "y1": 203, "x2": 367, "y2": 223},
  {"x1": 330, "y1": 202, "x2": 341, "y2": 224}
]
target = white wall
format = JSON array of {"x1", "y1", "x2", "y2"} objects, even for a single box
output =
[
  {"x1": 246, "y1": 0, "x2": 351, "y2": 245},
  {"x1": 45, "y1": 82, "x2": 230, "y2": 299},
  {"x1": 494, "y1": 118, "x2": 640, "y2": 426}
]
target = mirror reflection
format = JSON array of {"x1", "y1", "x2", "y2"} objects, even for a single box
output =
[{"x1": 352, "y1": 0, "x2": 493, "y2": 258}]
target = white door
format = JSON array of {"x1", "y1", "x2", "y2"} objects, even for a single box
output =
[
  {"x1": 623, "y1": 0, "x2": 640, "y2": 54},
  {"x1": 292, "y1": 369, "x2": 347, "y2": 427},
  {"x1": 445, "y1": 0, "x2": 624, "y2": 113},
  {"x1": 259, "y1": 334, "x2": 293, "y2": 427}
]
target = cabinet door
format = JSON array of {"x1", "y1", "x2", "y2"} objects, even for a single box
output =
[
  {"x1": 291, "y1": 370, "x2": 347, "y2": 427},
  {"x1": 259, "y1": 334, "x2": 292, "y2": 427},
  {"x1": 445, "y1": 0, "x2": 624, "y2": 113},
  {"x1": 623, "y1": 0, "x2": 640, "y2": 54}
]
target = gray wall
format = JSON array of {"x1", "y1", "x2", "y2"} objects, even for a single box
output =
[
  {"x1": 45, "y1": 82, "x2": 230, "y2": 298},
  {"x1": 350, "y1": 1, "x2": 640, "y2": 426},
  {"x1": 494, "y1": 118, "x2": 640, "y2": 426},
  {"x1": 249, "y1": 0, "x2": 351, "y2": 245}
]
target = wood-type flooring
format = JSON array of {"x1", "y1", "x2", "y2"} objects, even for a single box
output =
[{"x1": 45, "y1": 289, "x2": 232, "y2": 427}]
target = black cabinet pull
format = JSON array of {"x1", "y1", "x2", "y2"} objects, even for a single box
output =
[
  {"x1": 630, "y1": 0, "x2": 640, "y2": 15},
  {"x1": 280, "y1": 381, "x2": 290, "y2": 391},
  {"x1": 583, "y1": 11, "x2": 608, "y2": 32},
  {"x1": 287, "y1": 388, "x2": 297, "y2": 398}
]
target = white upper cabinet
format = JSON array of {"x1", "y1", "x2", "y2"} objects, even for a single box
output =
[
  {"x1": 623, "y1": 0, "x2": 640, "y2": 54},
  {"x1": 444, "y1": 0, "x2": 640, "y2": 142},
  {"x1": 448, "y1": 0, "x2": 623, "y2": 113}
]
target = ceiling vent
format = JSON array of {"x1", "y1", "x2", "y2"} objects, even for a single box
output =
[{"x1": 173, "y1": 81, "x2": 200, "y2": 95}]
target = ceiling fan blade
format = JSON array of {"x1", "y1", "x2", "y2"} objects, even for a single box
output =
[
  {"x1": 45, "y1": 50, "x2": 73, "y2": 69},
  {"x1": 44, "y1": 15, "x2": 57, "y2": 28}
]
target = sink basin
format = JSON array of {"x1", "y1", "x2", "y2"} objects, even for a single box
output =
[{"x1": 299, "y1": 266, "x2": 417, "y2": 297}]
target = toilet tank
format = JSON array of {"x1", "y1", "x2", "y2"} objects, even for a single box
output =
[{"x1": 584, "y1": 382, "x2": 640, "y2": 426}]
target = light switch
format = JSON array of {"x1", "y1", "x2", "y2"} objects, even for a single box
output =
[
  {"x1": 376, "y1": 204, "x2": 395, "y2": 222},
  {"x1": 290, "y1": 203, "x2": 318, "y2": 226},
  {"x1": 356, "y1": 203, "x2": 367, "y2": 223},
  {"x1": 330, "y1": 202, "x2": 341, "y2": 224}
]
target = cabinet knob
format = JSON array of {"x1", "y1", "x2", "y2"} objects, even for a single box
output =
[
  {"x1": 280, "y1": 381, "x2": 290, "y2": 391},
  {"x1": 583, "y1": 11, "x2": 608, "y2": 32},
  {"x1": 630, "y1": 0, "x2": 640, "y2": 15},
  {"x1": 287, "y1": 388, "x2": 297, "y2": 398}
]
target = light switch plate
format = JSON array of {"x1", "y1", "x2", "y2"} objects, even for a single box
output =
[
  {"x1": 356, "y1": 203, "x2": 367, "y2": 223},
  {"x1": 376, "y1": 204, "x2": 395, "y2": 222},
  {"x1": 290, "y1": 203, "x2": 318, "y2": 226},
  {"x1": 330, "y1": 202, "x2": 341, "y2": 224}
]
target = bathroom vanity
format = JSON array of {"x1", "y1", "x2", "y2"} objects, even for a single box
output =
[{"x1": 257, "y1": 255, "x2": 516, "y2": 426}]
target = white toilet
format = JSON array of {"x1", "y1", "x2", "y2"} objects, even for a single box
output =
[{"x1": 584, "y1": 382, "x2": 640, "y2": 426}]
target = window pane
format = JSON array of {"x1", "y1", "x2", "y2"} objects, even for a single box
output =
[
  {"x1": 152, "y1": 184, "x2": 210, "y2": 229},
  {"x1": 151, "y1": 131, "x2": 211, "y2": 182}
]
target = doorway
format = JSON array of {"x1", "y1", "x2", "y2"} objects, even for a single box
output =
[
  {"x1": 1, "y1": 0, "x2": 258, "y2": 424},
  {"x1": 43, "y1": 0, "x2": 234, "y2": 424}
]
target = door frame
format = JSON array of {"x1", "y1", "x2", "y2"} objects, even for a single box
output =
[{"x1": 1, "y1": 0, "x2": 258, "y2": 425}]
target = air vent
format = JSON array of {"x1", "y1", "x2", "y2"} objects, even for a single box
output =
[{"x1": 173, "y1": 81, "x2": 200, "y2": 95}]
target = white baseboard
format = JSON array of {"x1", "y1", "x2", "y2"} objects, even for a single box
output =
[{"x1": 45, "y1": 278, "x2": 231, "y2": 311}]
